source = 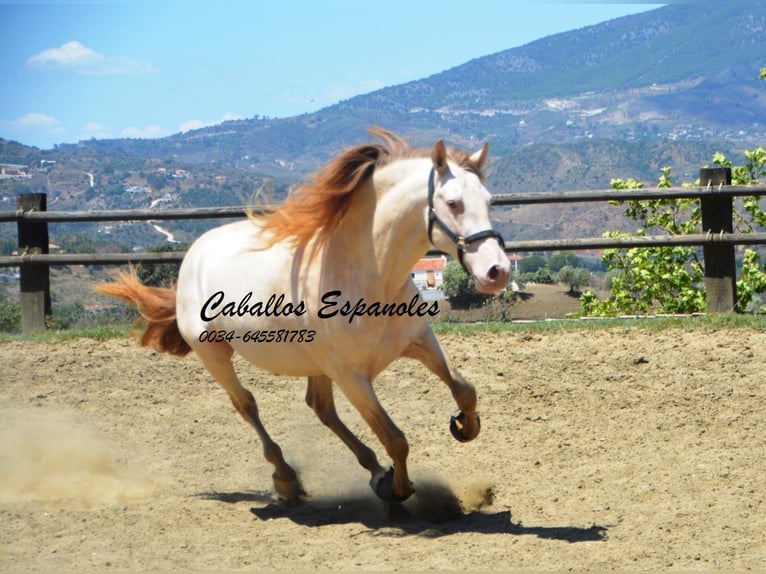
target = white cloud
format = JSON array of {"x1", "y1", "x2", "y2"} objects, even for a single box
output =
[
  {"x1": 178, "y1": 119, "x2": 206, "y2": 133},
  {"x1": 0, "y1": 113, "x2": 65, "y2": 147},
  {"x1": 80, "y1": 122, "x2": 113, "y2": 141},
  {"x1": 27, "y1": 41, "x2": 101, "y2": 69},
  {"x1": 27, "y1": 41, "x2": 158, "y2": 76},
  {"x1": 178, "y1": 113, "x2": 241, "y2": 133},
  {"x1": 12, "y1": 112, "x2": 61, "y2": 129},
  {"x1": 120, "y1": 125, "x2": 168, "y2": 139}
]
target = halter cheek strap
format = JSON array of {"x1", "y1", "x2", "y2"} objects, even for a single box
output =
[{"x1": 427, "y1": 168, "x2": 506, "y2": 271}]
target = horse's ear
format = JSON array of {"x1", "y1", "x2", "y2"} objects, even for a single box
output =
[
  {"x1": 431, "y1": 140, "x2": 448, "y2": 174},
  {"x1": 469, "y1": 142, "x2": 489, "y2": 170}
]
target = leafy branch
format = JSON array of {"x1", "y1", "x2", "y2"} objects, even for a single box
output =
[{"x1": 581, "y1": 149, "x2": 766, "y2": 316}]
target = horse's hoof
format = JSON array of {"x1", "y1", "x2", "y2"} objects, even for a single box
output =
[
  {"x1": 450, "y1": 411, "x2": 481, "y2": 442},
  {"x1": 273, "y1": 473, "x2": 306, "y2": 503},
  {"x1": 374, "y1": 467, "x2": 413, "y2": 504}
]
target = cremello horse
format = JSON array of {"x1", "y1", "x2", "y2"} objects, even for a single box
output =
[{"x1": 97, "y1": 127, "x2": 509, "y2": 503}]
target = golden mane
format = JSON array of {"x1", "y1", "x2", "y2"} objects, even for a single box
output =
[{"x1": 257, "y1": 126, "x2": 486, "y2": 249}]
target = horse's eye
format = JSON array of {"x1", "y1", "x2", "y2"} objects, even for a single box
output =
[{"x1": 446, "y1": 200, "x2": 458, "y2": 209}]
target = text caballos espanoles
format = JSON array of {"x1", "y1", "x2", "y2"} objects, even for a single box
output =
[{"x1": 200, "y1": 290, "x2": 439, "y2": 325}]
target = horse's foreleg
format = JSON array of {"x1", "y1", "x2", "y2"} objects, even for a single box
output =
[
  {"x1": 403, "y1": 327, "x2": 481, "y2": 442},
  {"x1": 195, "y1": 342, "x2": 304, "y2": 501},
  {"x1": 332, "y1": 374, "x2": 414, "y2": 503},
  {"x1": 305, "y1": 375, "x2": 385, "y2": 481}
]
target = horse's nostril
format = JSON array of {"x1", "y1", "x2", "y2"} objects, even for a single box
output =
[{"x1": 488, "y1": 265, "x2": 499, "y2": 280}]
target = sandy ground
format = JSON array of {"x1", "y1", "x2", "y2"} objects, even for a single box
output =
[{"x1": 1, "y1": 326, "x2": 765, "y2": 571}]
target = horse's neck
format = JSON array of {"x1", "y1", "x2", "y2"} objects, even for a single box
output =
[
  {"x1": 327, "y1": 159, "x2": 431, "y2": 298},
  {"x1": 375, "y1": 161, "x2": 433, "y2": 287}
]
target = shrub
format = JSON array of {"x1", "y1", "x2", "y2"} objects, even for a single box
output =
[
  {"x1": 0, "y1": 300, "x2": 21, "y2": 333},
  {"x1": 442, "y1": 260, "x2": 492, "y2": 309}
]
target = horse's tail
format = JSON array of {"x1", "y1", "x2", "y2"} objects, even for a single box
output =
[{"x1": 95, "y1": 270, "x2": 191, "y2": 357}]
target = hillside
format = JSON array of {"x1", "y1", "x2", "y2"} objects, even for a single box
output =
[
  {"x1": 2, "y1": 3, "x2": 766, "y2": 250},
  {"x1": 486, "y1": 138, "x2": 747, "y2": 240},
  {"x1": 52, "y1": 3, "x2": 766, "y2": 173}
]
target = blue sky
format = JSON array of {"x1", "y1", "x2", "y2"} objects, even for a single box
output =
[{"x1": 0, "y1": 1, "x2": 664, "y2": 150}]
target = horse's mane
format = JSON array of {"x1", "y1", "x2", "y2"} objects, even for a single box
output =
[{"x1": 257, "y1": 126, "x2": 486, "y2": 249}]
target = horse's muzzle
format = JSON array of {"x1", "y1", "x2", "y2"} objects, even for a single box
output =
[{"x1": 473, "y1": 261, "x2": 509, "y2": 294}]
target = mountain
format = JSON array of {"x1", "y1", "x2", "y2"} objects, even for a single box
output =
[
  {"x1": 2, "y1": 3, "x2": 766, "y2": 248},
  {"x1": 60, "y1": 2, "x2": 766, "y2": 175}
]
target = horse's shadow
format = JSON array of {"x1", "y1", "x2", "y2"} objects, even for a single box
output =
[{"x1": 197, "y1": 480, "x2": 607, "y2": 543}]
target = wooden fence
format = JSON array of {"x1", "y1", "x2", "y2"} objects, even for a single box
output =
[{"x1": 2, "y1": 167, "x2": 766, "y2": 332}]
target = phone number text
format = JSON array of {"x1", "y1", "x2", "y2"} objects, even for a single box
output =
[{"x1": 198, "y1": 329, "x2": 316, "y2": 344}]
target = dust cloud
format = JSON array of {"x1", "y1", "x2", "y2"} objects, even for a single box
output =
[{"x1": 0, "y1": 407, "x2": 157, "y2": 508}]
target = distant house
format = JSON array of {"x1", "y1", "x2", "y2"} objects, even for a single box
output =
[
  {"x1": 411, "y1": 256, "x2": 447, "y2": 289},
  {"x1": 411, "y1": 254, "x2": 518, "y2": 290},
  {"x1": 0, "y1": 163, "x2": 30, "y2": 180}
]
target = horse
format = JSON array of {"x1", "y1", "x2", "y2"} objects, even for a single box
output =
[{"x1": 96, "y1": 127, "x2": 509, "y2": 504}]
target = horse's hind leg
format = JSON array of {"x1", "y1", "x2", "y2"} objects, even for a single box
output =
[
  {"x1": 305, "y1": 375, "x2": 386, "y2": 487},
  {"x1": 195, "y1": 342, "x2": 304, "y2": 501},
  {"x1": 403, "y1": 326, "x2": 480, "y2": 442}
]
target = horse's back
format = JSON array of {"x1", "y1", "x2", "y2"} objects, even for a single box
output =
[{"x1": 177, "y1": 219, "x2": 338, "y2": 376}]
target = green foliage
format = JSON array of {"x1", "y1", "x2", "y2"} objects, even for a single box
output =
[
  {"x1": 56, "y1": 234, "x2": 118, "y2": 254},
  {"x1": 583, "y1": 150, "x2": 766, "y2": 316},
  {"x1": 738, "y1": 250, "x2": 766, "y2": 314},
  {"x1": 555, "y1": 265, "x2": 591, "y2": 294},
  {"x1": 145, "y1": 172, "x2": 169, "y2": 192},
  {"x1": 549, "y1": 252, "x2": 582, "y2": 273},
  {"x1": 581, "y1": 233, "x2": 706, "y2": 316},
  {"x1": 0, "y1": 300, "x2": 21, "y2": 333},
  {"x1": 0, "y1": 323, "x2": 130, "y2": 343},
  {"x1": 761, "y1": 67, "x2": 766, "y2": 81},
  {"x1": 523, "y1": 267, "x2": 553, "y2": 284},
  {"x1": 49, "y1": 301, "x2": 85, "y2": 330},
  {"x1": 137, "y1": 242, "x2": 188, "y2": 288},
  {"x1": 518, "y1": 255, "x2": 547, "y2": 274},
  {"x1": 714, "y1": 149, "x2": 766, "y2": 312},
  {"x1": 713, "y1": 147, "x2": 766, "y2": 187},
  {"x1": 442, "y1": 260, "x2": 491, "y2": 309}
]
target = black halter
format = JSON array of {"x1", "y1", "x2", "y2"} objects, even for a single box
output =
[{"x1": 427, "y1": 168, "x2": 506, "y2": 272}]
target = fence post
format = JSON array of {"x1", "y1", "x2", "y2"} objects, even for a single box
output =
[
  {"x1": 699, "y1": 167, "x2": 736, "y2": 313},
  {"x1": 16, "y1": 193, "x2": 50, "y2": 332}
]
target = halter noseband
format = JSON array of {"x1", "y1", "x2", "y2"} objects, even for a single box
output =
[{"x1": 427, "y1": 168, "x2": 506, "y2": 271}]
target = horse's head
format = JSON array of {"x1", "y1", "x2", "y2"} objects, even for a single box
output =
[{"x1": 427, "y1": 140, "x2": 510, "y2": 294}]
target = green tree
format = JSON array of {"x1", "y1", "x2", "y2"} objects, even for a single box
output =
[
  {"x1": 146, "y1": 172, "x2": 168, "y2": 192},
  {"x1": 548, "y1": 251, "x2": 582, "y2": 273},
  {"x1": 549, "y1": 252, "x2": 582, "y2": 273},
  {"x1": 711, "y1": 149, "x2": 766, "y2": 312},
  {"x1": 137, "y1": 243, "x2": 188, "y2": 288},
  {"x1": 555, "y1": 265, "x2": 591, "y2": 294},
  {"x1": 442, "y1": 260, "x2": 491, "y2": 309},
  {"x1": 0, "y1": 300, "x2": 21, "y2": 333},
  {"x1": 581, "y1": 153, "x2": 766, "y2": 316},
  {"x1": 525, "y1": 267, "x2": 553, "y2": 284},
  {"x1": 738, "y1": 249, "x2": 766, "y2": 313},
  {"x1": 518, "y1": 255, "x2": 547, "y2": 274},
  {"x1": 50, "y1": 301, "x2": 85, "y2": 330}
]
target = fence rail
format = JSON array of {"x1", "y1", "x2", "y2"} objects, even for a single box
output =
[
  {"x1": 2, "y1": 167, "x2": 766, "y2": 331},
  {"x1": 3, "y1": 231, "x2": 766, "y2": 268},
  {"x1": 1, "y1": 184, "x2": 763, "y2": 223},
  {"x1": 0, "y1": 205, "x2": 258, "y2": 223}
]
